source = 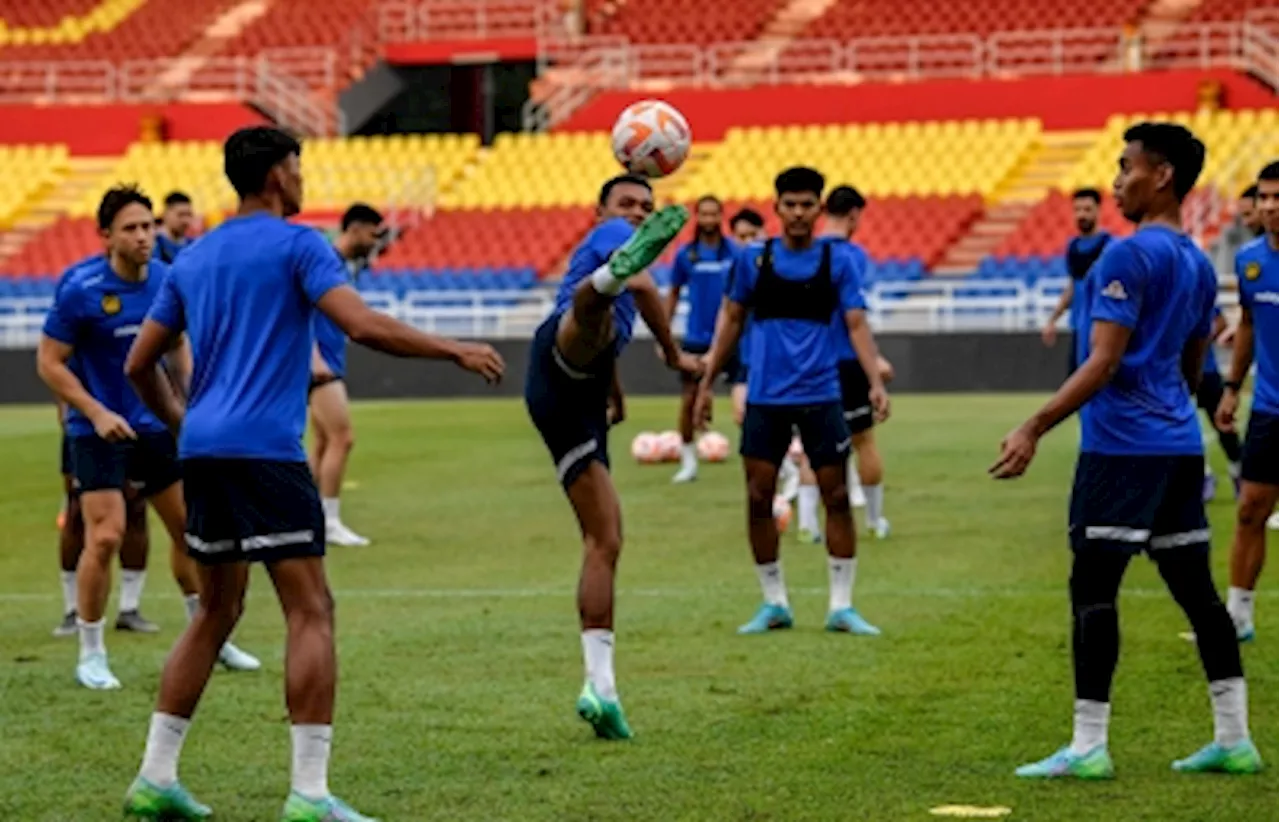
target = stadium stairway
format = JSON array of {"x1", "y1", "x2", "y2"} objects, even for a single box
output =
[
  {"x1": 0, "y1": 156, "x2": 110, "y2": 269},
  {"x1": 716, "y1": 0, "x2": 842, "y2": 84}
]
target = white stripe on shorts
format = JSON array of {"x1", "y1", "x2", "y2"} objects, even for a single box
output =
[
  {"x1": 185, "y1": 533, "x2": 236, "y2": 554},
  {"x1": 556, "y1": 438, "x2": 599, "y2": 483},
  {"x1": 1084, "y1": 526, "x2": 1151, "y2": 543},
  {"x1": 242, "y1": 530, "x2": 315, "y2": 551},
  {"x1": 1150, "y1": 529, "x2": 1212, "y2": 550}
]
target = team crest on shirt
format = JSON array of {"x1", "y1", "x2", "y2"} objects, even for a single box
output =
[
  {"x1": 1244, "y1": 261, "x2": 1262, "y2": 281},
  {"x1": 1100, "y1": 280, "x2": 1128, "y2": 300},
  {"x1": 101, "y1": 294, "x2": 121, "y2": 315}
]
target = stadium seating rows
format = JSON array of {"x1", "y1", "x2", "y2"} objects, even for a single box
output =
[
  {"x1": 214, "y1": 0, "x2": 376, "y2": 58},
  {"x1": 0, "y1": 0, "x2": 229, "y2": 59},
  {"x1": 0, "y1": 144, "x2": 68, "y2": 229},
  {"x1": 995, "y1": 190, "x2": 1133, "y2": 257},
  {"x1": 798, "y1": 0, "x2": 1152, "y2": 38},
  {"x1": 590, "y1": 0, "x2": 784, "y2": 45}
]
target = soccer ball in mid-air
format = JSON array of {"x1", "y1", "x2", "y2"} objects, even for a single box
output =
[{"x1": 611, "y1": 99, "x2": 692, "y2": 178}]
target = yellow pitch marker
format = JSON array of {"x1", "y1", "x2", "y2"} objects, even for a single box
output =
[{"x1": 930, "y1": 806, "x2": 1013, "y2": 819}]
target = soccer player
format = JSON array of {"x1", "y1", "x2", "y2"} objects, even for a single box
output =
[
  {"x1": 120, "y1": 127, "x2": 502, "y2": 822},
  {"x1": 1196, "y1": 305, "x2": 1242, "y2": 502},
  {"x1": 309, "y1": 203, "x2": 386, "y2": 546},
  {"x1": 665, "y1": 195, "x2": 736, "y2": 483},
  {"x1": 37, "y1": 186, "x2": 259, "y2": 690},
  {"x1": 154, "y1": 191, "x2": 194, "y2": 264},
  {"x1": 525, "y1": 174, "x2": 697, "y2": 741},
  {"x1": 1215, "y1": 160, "x2": 1279, "y2": 642},
  {"x1": 727, "y1": 207, "x2": 765, "y2": 426},
  {"x1": 992, "y1": 123, "x2": 1260, "y2": 779},
  {"x1": 1041, "y1": 189, "x2": 1111, "y2": 374},
  {"x1": 695, "y1": 167, "x2": 889, "y2": 637}
]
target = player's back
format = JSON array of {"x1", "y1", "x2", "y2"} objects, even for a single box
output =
[
  {"x1": 553, "y1": 218, "x2": 638, "y2": 351},
  {"x1": 166, "y1": 213, "x2": 338, "y2": 461},
  {"x1": 825, "y1": 238, "x2": 869, "y2": 362},
  {"x1": 1080, "y1": 225, "x2": 1217, "y2": 455}
]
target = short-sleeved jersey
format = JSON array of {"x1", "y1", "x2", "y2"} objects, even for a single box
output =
[
  {"x1": 1077, "y1": 225, "x2": 1217, "y2": 455},
  {"x1": 552, "y1": 218, "x2": 637, "y2": 353},
  {"x1": 147, "y1": 213, "x2": 348, "y2": 462},
  {"x1": 671, "y1": 236, "x2": 735, "y2": 348},
  {"x1": 1066, "y1": 232, "x2": 1111, "y2": 333},
  {"x1": 312, "y1": 256, "x2": 358, "y2": 375},
  {"x1": 827, "y1": 239, "x2": 870, "y2": 363},
  {"x1": 42, "y1": 255, "x2": 171, "y2": 438},
  {"x1": 153, "y1": 234, "x2": 189, "y2": 265},
  {"x1": 1236, "y1": 236, "x2": 1279, "y2": 415},
  {"x1": 728, "y1": 238, "x2": 865, "y2": 406}
]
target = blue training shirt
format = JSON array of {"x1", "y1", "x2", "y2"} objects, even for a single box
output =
[
  {"x1": 728, "y1": 238, "x2": 865, "y2": 405},
  {"x1": 1067, "y1": 232, "x2": 1111, "y2": 334},
  {"x1": 148, "y1": 212, "x2": 349, "y2": 462},
  {"x1": 1236, "y1": 236, "x2": 1279, "y2": 415},
  {"x1": 552, "y1": 218, "x2": 637, "y2": 353},
  {"x1": 671, "y1": 236, "x2": 735, "y2": 348},
  {"x1": 313, "y1": 257, "x2": 358, "y2": 377},
  {"x1": 1077, "y1": 225, "x2": 1217, "y2": 456},
  {"x1": 42, "y1": 255, "x2": 171, "y2": 438},
  {"x1": 153, "y1": 234, "x2": 189, "y2": 265},
  {"x1": 828, "y1": 239, "x2": 870, "y2": 363}
]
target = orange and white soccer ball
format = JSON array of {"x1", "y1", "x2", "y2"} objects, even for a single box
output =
[
  {"x1": 697, "y1": 431, "x2": 730, "y2": 463},
  {"x1": 631, "y1": 432, "x2": 661, "y2": 464},
  {"x1": 773, "y1": 496, "x2": 793, "y2": 532},
  {"x1": 656, "y1": 430, "x2": 683, "y2": 463},
  {"x1": 611, "y1": 99, "x2": 692, "y2": 179}
]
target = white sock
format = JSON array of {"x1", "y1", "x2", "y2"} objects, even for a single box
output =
[
  {"x1": 1227, "y1": 587, "x2": 1254, "y2": 628},
  {"x1": 797, "y1": 484, "x2": 820, "y2": 533},
  {"x1": 590, "y1": 262, "x2": 625, "y2": 296},
  {"x1": 827, "y1": 556, "x2": 855, "y2": 612},
  {"x1": 119, "y1": 569, "x2": 146, "y2": 613},
  {"x1": 847, "y1": 456, "x2": 862, "y2": 493},
  {"x1": 322, "y1": 497, "x2": 340, "y2": 523},
  {"x1": 679, "y1": 442, "x2": 697, "y2": 470},
  {"x1": 864, "y1": 484, "x2": 885, "y2": 527},
  {"x1": 1209, "y1": 677, "x2": 1249, "y2": 748},
  {"x1": 1227, "y1": 461, "x2": 1241, "y2": 479},
  {"x1": 581, "y1": 629, "x2": 617, "y2": 701},
  {"x1": 184, "y1": 594, "x2": 201, "y2": 622},
  {"x1": 78, "y1": 617, "x2": 106, "y2": 660},
  {"x1": 1069, "y1": 699, "x2": 1110, "y2": 755},
  {"x1": 139, "y1": 713, "x2": 191, "y2": 787},
  {"x1": 291, "y1": 724, "x2": 333, "y2": 800},
  {"x1": 60, "y1": 570, "x2": 77, "y2": 615},
  {"x1": 755, "y1": 561, "x2": 789, "y2": 608}
]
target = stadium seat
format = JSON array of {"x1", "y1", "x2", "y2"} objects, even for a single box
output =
[
  {"x1": 587, "y1": 0, "x2": 785, "y2": 45},
  {"x1": 0, "y1": 144, "x2": 69, "y2": 229},
  {"x1": 0, "y1": 0, "x2": 235, "y2": 61},
  {"x1": 801, "y1": 0, "x2": 1150, "y2": 39}
]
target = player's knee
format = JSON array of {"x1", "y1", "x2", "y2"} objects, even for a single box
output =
[
  {"x1": 747, "y1": 481, "x2": 773, "y2": 518},
  {"x1": 333, "y1": 425, "x2": 355, "y2": 454},
  {"x1": 86, "y1": 522, "x2": 125, "y2": 557},
  {"x1": 821, "y1": 483, "x2": 851, "y2": 515},
  {"x1": 1236, "y1": 492, "x2": 1274, "y2": 529},
  {"x1": 585, "y1": 531, "x2": 622, "y2": 563}
]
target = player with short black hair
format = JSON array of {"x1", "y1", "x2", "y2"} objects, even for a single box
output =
[
  {"x1": 525, "y1": 174, "x2": 696, "y2": 741},
  {"x1": 1215, "y1": 160, "x2": 1279, "y2": 641},
  {"x1": 993, "y1": 123, "x2": 1260, "y2": 779},
  {"x1": 309, "y1": 202, "x2": 387, "y2": 547},
  {"x1": 1042, "y1": 188, "x2": 1112, "y2": 373},
  {"x1": 155, "y1": 191, "x2": 194, "y2": 264},
  {"x1": 37, "y1": 185, "x2": 259, "y2": 691},
  {"x1": 696, "y1": 166, "x2": 888, "y2": 637},
  {"x1": 665, "y1": 194, "x2": 737, "y2": 483},
  {"x1": 121, "y1": 126, "x2": 502, "y2": 822}
]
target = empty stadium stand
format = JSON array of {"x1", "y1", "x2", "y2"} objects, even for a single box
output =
[
  {"x1": 588, "y1": 0, "x2": 785, "y2": 44},
  {"x1": 0, "y1": 0, "x2": 232, "y2": 60},
  {"x1": 802, "y1": 0, "x2": 1152, "y2": 39}
]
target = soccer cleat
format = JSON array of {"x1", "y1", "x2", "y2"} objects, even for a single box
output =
[
  {"x1": 219, "y1": 641, "x2": 262, "y2": 671},
  {"x1": 76, "y1": 653, "x2": 122, "y2": 690},
  {"x1": 326, "y1": 521, "x2": 370, "y2": 547},
  {"x1": 116, "y1": 610, "x2": 161, "y2": 633},
  {"x1": 737, "y1": 603, "x2": 794, "y2": 635},
  {"x1": 1201, "y1": 471, "x2": 1217, "y2": 503},
  {"x1": 1172, "y1": 739, "x2": 1263, "y2": 774},
  {"x1": 671, "y1": 463, "x2": 698, "y2": 484},
  {"x1": 53, "y1": 610, "x2": 78, "y2": 638},
  {"x1": 796, "y1": 527, "x2": 822, "y2": 545},
  {"x1": 1015, "y1": 745, "x2": 1115, "y2": 779},
  {"x1": 575, "y1": 681, "x2": 633, "y2": 741},
  {"x1": 607, "y1": 205, "x2": 690, "y2": 280},
  {"x1": 123, "y1": 776, "x2": 212, "y2": 820},
  {"x1": 870, "y1": 518, "x2": 891, "y2": 539},
  {"x1": 1237, "y1": 624, "x2": 1256, "y2": 642},
  {"x1": 280, "y1": 791, "x2": 380, "y2": 822},
  {"x1": 825, "y1": 607, "x2": 881, "y2": 636}
]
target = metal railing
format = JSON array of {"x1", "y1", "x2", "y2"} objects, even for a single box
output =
[
  {"x1": 378, "y1": 0, "x2": 559, "y2": 41},
  {"x1": 0, "y1": 60, "x2": 114, "y2": 104}
]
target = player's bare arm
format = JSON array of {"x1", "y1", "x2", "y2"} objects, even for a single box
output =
[
  {"x1": 37, "y1": 335, "x2": 135, "y2": 442},
  {"x1": 694, "y1": 299, "x2": 747, "y2": 425},
  {"x1": 1042, "y1": 280, "x2": 1074, "y2": 346},
  {"x1": 124, "y1": 319, "x2": 186, "y2": 432},
  {"x1": 990, "y1": 320, "x2": 1131, "y2": 479},
  {"x1": 845, "y1": 307, "x2": 890, "y2": 422},
  {"x1": 629, "y1": 274, "x2": 699, "y2": 375},
  {"x1": 1217, "y1": 305, "x2": 1254, "y2": 432}
]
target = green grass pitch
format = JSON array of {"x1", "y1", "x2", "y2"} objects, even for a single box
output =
[{"x1": 0, "y1": 395, "x2": 1273, "y2": 821}]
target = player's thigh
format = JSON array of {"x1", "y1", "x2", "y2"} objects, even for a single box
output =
[
  {"x1": 1069, "y1": 453, "x2": 1172, "y2": 554},
  {"x1": 79, "y1": 489, "x2": 126, "y2": 546},
  {"x1": 1148, "y1": 455, "x2": 1211, "y2": 552},
  {"x1": 310, "y1": 380, "x2": 353, "y2": 439},
  {"x1": 147, "y1": 481, "x2": 188, "y2": 544},
  {"x1": 265, "y1": 555, "x2": 331, "y2": 619},
  {"x1": 1240, "y1": 412, "x2": 1278, "y2": 487},
  {"x1": 740, "y1": 404, "x2": 795, "y2": 466},
  {"x1": 565, "y1": 460, "x2": 624, "y2": 549},
  {"x1": 731, "y1": 382, "x2": 747, "y2": 426},
  {"x1": 198, "y1": 560, "x2": 252, "y2": 617},
  {"x1": 796, "y1": 402, "x2": 852, "y2": 470},
  {"x1": 852, "y1": 427, "x2": 877, "y2": 458},
  {"x1": 741, "y1": 457, "x2": 781, "y2": 505}
]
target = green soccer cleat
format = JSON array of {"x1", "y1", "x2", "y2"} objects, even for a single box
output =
[
  {"x1": 1015, "y1": 745, "x2": 1114, "y2": 779},
  {"x1": 575, "y1": 681, "x2": 633, "y2": 741},
  {"x1": 280, "y1": 792, "x2": 380, "y2": 822},
  {"x1": 123, "y1": 777, "x2": 212, "y2": 820},
  {"x1": 796, "y1": 527, "x2": 822, "y2": 545},
  {"x1": 607, "y1": 205, "x2": 690, "y2": 281},
  {"x1": 1172, "y1": 740, "x2": 1263, "y2": 775}
]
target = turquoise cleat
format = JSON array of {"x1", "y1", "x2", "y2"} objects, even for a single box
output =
[
  {"x1": 77, "y1": 652, "x2": 121, "y2": 690},
  {"x1": 280, "y1": 792, "x2": 380, "y2": 822},
  {"x1": 123, "y1": 777, "x2": 212, "y2": 820},
  {"x1": 1015, "y1": 745, "x2": 1114, "y2": 779},
  {"x1": 737, "y1": 603, "x2": 794, "y2": 635},
  {"x1": 575, "y1": 681, "x2": 633, "y2": 740},
  {"x1": 824, "y1": 607, "x2": 881, "y2": 636},
  {"x1": 1237, "y1": 624, "x2": 1256, "y2": 643},
  {"x1": 1172, "y1": 740, "x2": 1263, "y2": 774}
]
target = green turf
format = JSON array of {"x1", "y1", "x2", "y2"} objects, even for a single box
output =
[{"x1": 0, "y1": 396, "x2": 1273, "y2": 821}]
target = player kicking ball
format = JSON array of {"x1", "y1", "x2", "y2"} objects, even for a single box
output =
[
  {"x1": 525, "y1": 174, "x2": 699, "y2": 741},
  {"x1": 695, "y1": 167, "x2": 888, "y2": 637},
  {"x1": 991, "y1": 123, "x2": 1260, "y2": 779}
]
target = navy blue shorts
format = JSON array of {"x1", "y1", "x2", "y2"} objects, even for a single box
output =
[
  {"x1": 838, "y1": 359, "x2": 874, "y2": 434},
  {"x1": 681, "y1": 341, "x2": 740, "y2": 384},
  {"x1": 741, "y1": 401, "x2": 851, "y2": 469},
  {"x1": 181, "y1": 458, "x2": 325, "y2": 565},
  {"x1": 69, "y1": 432, "x2": 181, "y2": 497},
  {"x1": 1241, "y1": 411, "x2": 1278, "y2": 486},
  {"x1": 60, "y1": 434, "x2": 72, "y2": 476},
  {"x1": 1069, "y1": 453, "x2": 1209, "y2": 555},
  {"x1": 524, "y1": 316, "x2": 613, "y2": 490}
]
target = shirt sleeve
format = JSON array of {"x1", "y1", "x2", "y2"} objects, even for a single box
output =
[
  {"x1": 293, "y1": 229, "x2": 351, "y2": 304},
  {"x1": 1089, "y1": 240, "x2": 1145, "y2": 329},
  {"x1": 41, "y1": 279, "x2": 82, "y2": 343},
  {"x1": 727, "y1": 246, "x2": 757, "y2": 305},
  {"x1": 147, "y1": 270, "x2": 187, "y2": 333},
  {"x1": 1235, "y1": 250, "x2": 1254, "y2": 310},
  {"x1": 836, "y1": 245, "x2": 868, "y2": 312},
  {"x1": 670, "y1": 246, "x2": 691, "y2": 287}
]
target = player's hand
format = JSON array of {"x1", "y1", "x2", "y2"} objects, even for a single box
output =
[
  {"x1": 876, "y1": 355, "x2": 895, "y2": 385},
  {"x1": 92, "y1": 409, "x2": 137, "y2": 442},
  {"x1": 671, "y1": 351, "x2": 703, "y2": 378},
  {"x1": 869, "y1": 385, "x2": 891, "y2": 423},
  {"x1": 1214, "y1": 389, "x2": 1240, "y2": 433},
  {"x1": 607, "y1": 392, "x2": 626, "y2": 428},
  {"x1": 456, "y1": 342, "x2": 505, "y2": 384},
  {"x1": 692, "y1": 383, "x2": 714, "y2": 427},
  {"x1": 989, "y1": 423, "x2": 1038, "y2": 479},
  {"x1": 1040, "y1": 323, "x2": 1058, "y2": 347}
]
